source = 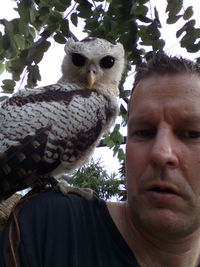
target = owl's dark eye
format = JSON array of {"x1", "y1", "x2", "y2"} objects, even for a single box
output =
[
  {"x1": 71, "y1": 53, "x2": 86, "y2": 67},
  {"x1": 100, "y1": 56, "x2": 115, "y2": 69}
]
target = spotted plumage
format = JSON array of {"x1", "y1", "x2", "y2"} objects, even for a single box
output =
[{"x1": 0, "y1": 37, "x2": 125, "y2": 200}]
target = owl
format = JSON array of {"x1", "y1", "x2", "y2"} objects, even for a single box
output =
[{"x1": 0, "y1": 37, "x2": 125, "y2": 200}]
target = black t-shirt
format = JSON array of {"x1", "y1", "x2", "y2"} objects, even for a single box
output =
[{"x1": 1, "y1": 191, "x2": 140, "y2": 267}]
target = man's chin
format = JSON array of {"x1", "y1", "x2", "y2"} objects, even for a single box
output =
[{"x1": 132, "y1": 207, "x2": 200, "y2": 240}]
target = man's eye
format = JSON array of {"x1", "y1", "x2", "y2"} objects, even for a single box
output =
[
  {"x1": 135, "y1": 129, "x2": 156, "y2": 138},
  {"x1": 181, "y1": 131, "x2": 200, "y2": 139}
]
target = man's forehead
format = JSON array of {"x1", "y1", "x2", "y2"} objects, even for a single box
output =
[
  {"x1": 130, "y1": 73, "x2": 200, "y2": 103},
  {"x1": 128, "y1": 73, "x2": 200, "y2": 123}
]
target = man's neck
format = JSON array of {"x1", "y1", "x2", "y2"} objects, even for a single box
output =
[{"x1": 106, "y1": 201, "x2": 200, "y2": 267}]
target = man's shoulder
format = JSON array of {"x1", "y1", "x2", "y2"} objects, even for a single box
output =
[
  {"x1": 22, "y1": 188, "x2": 95, "y2": 208},
  {"x1": 19, "y1": 189, "x2": 104, "y2": 223}
]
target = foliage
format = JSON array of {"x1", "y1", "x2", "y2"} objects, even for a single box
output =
[
  {"x1": 103, "y1": 123, "x2": 125, "y2": 161},
  {"x1": 0, "y1": 0, "x2": 200, "y2": 198},
  {"x1": 1, "y1": 1, "x2": 200, "y2": 92},
  {"x1": 63, "y1": 159, "x2": 126, "y2": 200}
]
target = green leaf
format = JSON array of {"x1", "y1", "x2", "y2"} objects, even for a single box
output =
[
  {"x1": 54, "y1": 32, "x2": 66, "y2": 44},
  {"x1": 152, "y1": 39, "x2": 165, "y2": 50},
  {"x1": 135, "y1": 5, "x2": 148, "y2": 16},
  {"x1": 120, "y1": 103, "x2": 127, "y2": 114},
  {"x1": 2, "y1": 79, "x2": 16, "y2": 93},
  {"x1": 2, "y1": 35, "x2": 10, "y2": 50},
  {"x1": 185, "y1": 42, "x2": 200, "y2": 53},
  {"x1": 109, "y1": 124, "x2": 124, "y2": 145},
  {"x1": 59, "y1": 0, "x2": 71, "y2": 7},
  {"x1": 138, "y1": 15, "x2": 152, "y2": 24},
  {"x1": 17, "y1": 1, "x2": 31, "y2": 22},
  {"x1": 76, "y1": 2, "x2": 93, "y2": 18},
  {"x1": 106, "y1": 139, "x2": 115, "y2": 148},
  {"x1": 27, "y1": 65, "x2": 41, "y2": 87},
  {"x1": 180, "y1": 31, "x2": 198, "y2": 48},
  {"x1": 103, "y1": 135, "x2": 115, "y2": 148},
  {"x1": 84, "y1": 18, "x2": 100, "y2": 33},
  {"x1": 27, "y1": 39, "x2": 51, "y2": 64},
  {"x1": 38, "y1": 6, "x2": 50, "y2": 16},
  {"x1": 36, "y1": 0, "x2": 51, "y2": 7},
  {"x1": 7, "y1": 58, "x2": 25, "y2": 74},
  {"x1": 23, "y1": 0, "x2": 33, "y2": 8},
  {"x1": 176, "y1": 20, "x2": 196, "y2": 38},
  {"x1": 0, "y1": 96, "x2": 9, "y2": 102},
  {"x1": 12, "y1": 72, "x2": 21, "y2": 82},
  {"x1": 0, "y1": 61, "x2": 5, "y2": 74},
  {"x1": 103, "y1": 15, "x2": 114, "y2": 32},
  {"x1": 183, "y1": 6, "x2": 193, "y2": 20},
  {"x1": 117, "y1": 148, "x2": 125, "y2": 161},
  {"x1": 60, "y1": 19, "x2": 70, "y2": 37},
  {"x1": 26, "y1": 48, "x2": 40, "y2": 65},
  {"x1": 0, "y1": 19, "x2": 13, "y2": 34},
  {"x1": 18, "y1": 20, "x2": 28, "y2": 35},
  {"x1": 28, "y1": 26, "x2": 36, "y2": 39},
  {"x1": 71, "y1": 13, "x2": 78, "y2": 27},
  {"x1": 139, "y1": 21, "x2": 162, "y2": 48},
  {"x1": 139, "y1": 0, "x2": 149, "y2": 3},
  {"x1": 13, "y1": 34, "x2": 25, "y2": 50},
  {"x1": 48, "y1": 13, "x2": 62, "y2": 24},
  {"x1": 154, "y1": 7, "x2": 162, "y2": 27},
  {"x1": 54, "y1": 0, "x2": 67, "y2": 12},
  {"x1": 166, "y1": 0, "x2": 183, "y2": 17},
  {"x1": 167, "y1": 15, "x2": 182, "y2": 24}
]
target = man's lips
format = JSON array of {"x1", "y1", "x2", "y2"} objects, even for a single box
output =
[
  {"x1": 143, "y1": 183, "x2": 182, "y2": 202},
  {"x1": 149, "y1": 185, "x2": 178, "y2": 195}
]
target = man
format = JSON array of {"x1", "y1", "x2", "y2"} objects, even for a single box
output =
[
  {"x1": 1, "y1": 53, "x2": 200, "y2": 267},
  {"x1": 111, "y1": 54, "x2": 200, "y2": 267}
]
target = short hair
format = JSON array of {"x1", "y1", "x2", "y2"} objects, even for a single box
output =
[{"x1": 132, "y1": 53, "x2": 200, "y2": 93}]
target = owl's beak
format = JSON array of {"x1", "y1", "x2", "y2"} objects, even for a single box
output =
[{"x1": 86, "y1": 64, "x2": 97, "y2": 89}]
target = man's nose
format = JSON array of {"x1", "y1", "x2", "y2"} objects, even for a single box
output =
[{"x1": 150, "y1": 129, "x2": 179, "y2": 168}]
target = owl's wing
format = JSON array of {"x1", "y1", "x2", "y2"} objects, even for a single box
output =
[{"x1": 0, "y1": 86, "x2": 117, "y2": 199}]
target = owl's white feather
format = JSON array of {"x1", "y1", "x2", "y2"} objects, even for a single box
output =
[{"x1": 0, "y1": 37, "x2": 125, "y2": 200}]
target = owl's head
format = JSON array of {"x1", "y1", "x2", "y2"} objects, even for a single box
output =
[{"x1": 59, "y1": 37, "x2": 125, "y2": 96}]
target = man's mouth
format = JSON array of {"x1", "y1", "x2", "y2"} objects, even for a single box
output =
[
  {"x1": 142, "y1": 181, "x2": 185, "y2": 206},
  {"x1": 145, "y1": 184, "x2": 182, "y2": 201},
  {"x1": 151, "y1": 186, "x2": 177, "y2": 194}
]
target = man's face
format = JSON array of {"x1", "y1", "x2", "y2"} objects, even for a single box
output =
[{"x1": 126, "y1": 73, "x2": 200, "y2": 240}]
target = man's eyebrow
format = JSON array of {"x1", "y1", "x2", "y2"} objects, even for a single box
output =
[
  {"x1": 128, "y1": 114, "x2": 200, "y2": 127},
  {"x1": 128, "y1": 115, "x2": 155, "y2": 126},
  {"x1": 179, "y1": 115, "x2": 200, "y2": 125}
]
